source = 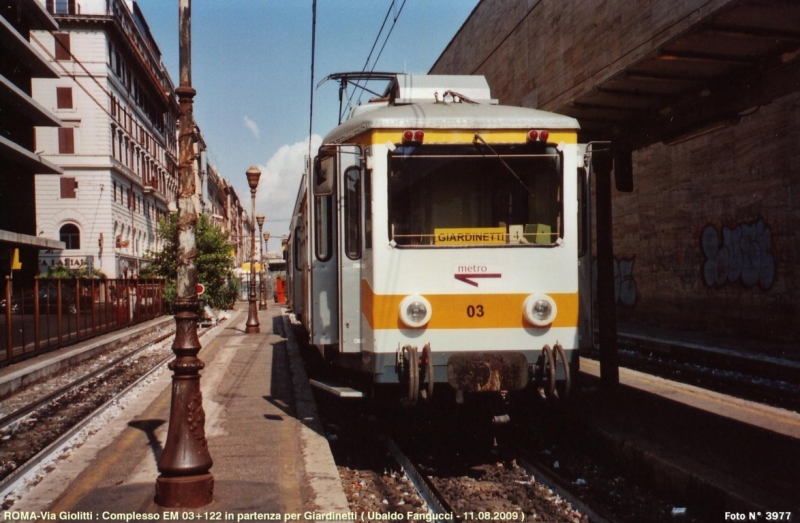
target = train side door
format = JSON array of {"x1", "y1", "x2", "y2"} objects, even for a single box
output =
[
  {"x1": 310, "y1": 152, "x2": 339, "y2": 345},
  {"x1": 337, "y1": 145, "x2": 362, "y2": 353}
]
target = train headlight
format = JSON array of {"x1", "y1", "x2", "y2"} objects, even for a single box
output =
[
  {"x1": 523, "y1": 293, "x2": 557, "y2": 327},
  {"x1": 399, "y1": 295, "x2": 432, "y2": 328}
]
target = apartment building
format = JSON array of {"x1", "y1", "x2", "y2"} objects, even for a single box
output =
[{"x1": 32, "y1": 0, "x2": 179, "y2": 278}]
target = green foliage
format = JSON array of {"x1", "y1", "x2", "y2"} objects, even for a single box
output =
[
  {"x1": 42, "y1": 265, "x2": 107, "y2": 279},
  {"x1": 142, "y1": 214, "x2": 236, "y2": 309},
  {"x1": 222, "y1": 277, "x2": 241, "y2": 309}
]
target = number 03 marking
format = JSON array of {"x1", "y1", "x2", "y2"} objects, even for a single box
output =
[{"x1": 466, "y1": 305, "x2": 485, "y2": 318}]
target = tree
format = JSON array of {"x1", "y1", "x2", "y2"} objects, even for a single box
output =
[{"x1": 141, "y1": 214, "x2": 237, "y2": 309}]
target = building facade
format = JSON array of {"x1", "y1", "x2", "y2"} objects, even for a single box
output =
[
  {"x1": 32, "y1": 0, "x2": 179, "y2": 278},
  {"x1": 0, "y1": 0, "x2": 64, "y2": 285}
]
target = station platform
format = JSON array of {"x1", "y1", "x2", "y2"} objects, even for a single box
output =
[{"x1": 2, "y1": 305, "x2": 350, "y2": 519}]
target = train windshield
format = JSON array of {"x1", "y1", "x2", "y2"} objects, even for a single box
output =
[{"x1": 388, "y1": 143, "x2": 563, "y2": 246}]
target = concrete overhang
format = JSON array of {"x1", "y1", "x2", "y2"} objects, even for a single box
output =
[
  {"x1": 0, "y1": 74, "x2": 62, "y2": 127},
  {"x1": 18, "y1": 0, "x2": 59, "y2": 32},
  {"x1": 0, "y1": 230, "x2": 65, "y2": 250},
  {"x1": 0, "y1": 15, "x2": 61, "y2": 79},
  {"x1": 553, "y1": 0, "x2": 800, "y2": 151},
  {"x1": 0, "y1": 134, "x2": 63, "y2": 175}
]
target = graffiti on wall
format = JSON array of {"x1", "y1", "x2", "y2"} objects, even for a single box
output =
[
  {"x1": 593, "y1": 257, "x2": 638, "y2": 307},
  {"x1": 701, "y1": 219, "x2": 775, "y2": 290}
]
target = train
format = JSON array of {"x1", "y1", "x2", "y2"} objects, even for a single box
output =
[{"x1": 286, "y1": 73, "x2": 596, "y2": 407}]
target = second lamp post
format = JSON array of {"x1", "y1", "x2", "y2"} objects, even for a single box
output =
[
  {"x1": 256, "y1": 214, "x2": 266, "y2": 310},
  {"x1": 245, "y1": 166, "x2": 260, "y2": 334}
]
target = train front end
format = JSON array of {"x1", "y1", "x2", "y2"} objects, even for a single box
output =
[
  {"x1": 355, "y1": 78, "x2": 583, "y2": 403},
  {"x1": 304, "y1": 74, "x2": 587, "y2": 405}
]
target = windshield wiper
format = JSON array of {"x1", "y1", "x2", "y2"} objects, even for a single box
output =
[{"x1": 473, "y1": 133, "x2": 535, "y2": 199}]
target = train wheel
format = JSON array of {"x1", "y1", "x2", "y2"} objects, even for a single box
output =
[
  {"x1": 420, "y1": 343, "x2": 434, "y2": 401},
  {"x1": 540, "y1": 345, "x2": 556, "y2": 400},
  {"x1": 553, "y1": 343, "x2": 571, "y2": 400},
  {"x1": 401, "y1": 345, "x2": 419, "y2": 406}
]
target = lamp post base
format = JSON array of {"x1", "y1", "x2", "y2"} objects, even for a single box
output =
[
  {"x1": 155, "y1": 473, "x2": 214, "y2": 508},
  {"x1": 245, "y1": 299, "x2": 260, "y2": 333}
]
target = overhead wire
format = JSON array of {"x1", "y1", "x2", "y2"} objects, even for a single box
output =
[
  {"x1": 345, "y1": 0, "x2": 407, "y2": 113},
  {"x1": 308, "y1": 0, "x2": 317, "y2": 164}
]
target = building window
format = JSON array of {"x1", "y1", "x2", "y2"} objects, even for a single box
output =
[
  {"x1": 60, "y1": 177, "x2": 77, "y2": 198},
  {"x1": 59, "y1": 224, "x2": 80, "y2": 249},
  {"x1": 56, "y1": 87, "x2": 73, "y2": 109},
  {"x1": 54, "y1": 33, "x2": 71, "y2": 61},
  {"x1": 110, "y1": 126, "x2": 116, "y2": 158},
  {"x1": 47, "y1": 0, "x2": 76, "y2": 15},
  {"x1": 58, "y1": 127, "x2": 75, "y2": 154}
]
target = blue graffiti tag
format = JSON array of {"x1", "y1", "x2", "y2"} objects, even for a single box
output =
[{"x1": 701, "y1": 219, "x2": 775, "y2": 289}]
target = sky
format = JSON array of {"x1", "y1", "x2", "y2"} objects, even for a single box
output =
[{"x1": 133, "y1": 0, "x2": 479, "y2": 252}]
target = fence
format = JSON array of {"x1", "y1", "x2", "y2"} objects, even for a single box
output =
[{"x1": 1, "y1": 277, "x2": 166, "y2": 367}]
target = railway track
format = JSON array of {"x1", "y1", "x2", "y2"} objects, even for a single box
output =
[
  {"x1": 0, "y1": 327, "x2": 183, "y2": 497},
  {"x1": 607, "y1": 345, "x2": 800, "y2": 413},
  {"x1": 385, "y1": 435, "x2": 592, "y2": 523}
]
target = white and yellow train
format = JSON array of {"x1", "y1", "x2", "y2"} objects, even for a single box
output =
[{"x1": 287, "y1": 73, "x2": 594, "y2": 405}]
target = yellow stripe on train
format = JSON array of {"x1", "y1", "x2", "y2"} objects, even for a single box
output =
[
  {"x1": 361, "y1": 280, "x2": 579, "y2": 330},
  {"x1": 369, "y1": 129, "x2": 578, "y2": 145}
]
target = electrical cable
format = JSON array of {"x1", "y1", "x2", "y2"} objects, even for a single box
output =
[
  {"x1": 347, "y1": 0, "x2": 407, "y2": 111},
  {"x1": 308, "y1": 0, "x2": 317, "y2": 163}
]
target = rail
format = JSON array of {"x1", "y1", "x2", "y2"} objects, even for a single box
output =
[{"x1": 1, "y1": 277, "x2": 166, "y2": 367}]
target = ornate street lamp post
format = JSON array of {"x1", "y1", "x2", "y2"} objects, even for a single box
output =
[
  {"x1": 256, "y1": 214, "x2": 266, "y2": 310},
  {"x1": 245, "y1": 166, "x2": 261, "y2": 333},
  {"x1": 155, "y1": 0, "x2": 213, "y2": 508}
]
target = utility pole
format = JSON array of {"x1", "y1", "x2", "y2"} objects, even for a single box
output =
[
  {"x1": 155, "y1": 0, "x2": 214, "y2": 507},
  {"x1": 245, "y1": 167, "x2": 261, "y2": 333},
  {"x1": 593, "y1": 153, "x2": 620, "y2": 389}
]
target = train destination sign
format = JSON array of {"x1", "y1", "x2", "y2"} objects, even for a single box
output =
[{"x1": 434, "y1": 227, "x2": 506, "y2": 245}]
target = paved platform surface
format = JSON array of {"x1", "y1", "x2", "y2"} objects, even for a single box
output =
[{"x1": 2, "y1": 305, "x2": 350, "y2": 520}]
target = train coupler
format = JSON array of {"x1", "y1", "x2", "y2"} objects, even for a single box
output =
[{"x1": 446, "y1": 351, "x2": 529, "y2": 392}]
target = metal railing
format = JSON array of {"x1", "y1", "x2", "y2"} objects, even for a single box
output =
[{"x1": 1, "y1": 277, "x2": 166, "y2": 367}]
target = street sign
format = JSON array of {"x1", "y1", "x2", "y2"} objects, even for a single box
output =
[{"x1": 197, "y1": 283, "x2": 205, "y2": 295}]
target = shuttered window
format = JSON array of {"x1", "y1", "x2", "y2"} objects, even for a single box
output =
[
  {"x1": 58, "y1": 127, "x2": 74, "y2": 154},
  {"x1": 54, "y1": 33, "x2": 71, "y2": 61},
  {"x1": 60, "y1": 177, "x2": 78, "y2": 199},
  {"x1": 56, "y1": 87, "x2": 73, "y2": 109}
]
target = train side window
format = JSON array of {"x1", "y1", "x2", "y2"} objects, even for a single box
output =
[
  {"x1": 344, "y1": 166, "x2": 361, "y2": 259},
  {"x1": 578, "y1": 167, "x2": 587, "y2": 257},
  {"x1": 363, "y1": 169, "x2": 372, "y2": 250},
  {"x1": 293, "y1": 223, "x2": 302, "y2": 271},
  {"x1": 314, "y1": 155, "x2": 334, "y2": 195},
  {"x1": 315, "y1": 195, "x2": 332, "y2": 261}
]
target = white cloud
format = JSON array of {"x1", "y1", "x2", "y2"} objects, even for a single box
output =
[
  {"x1": 243, "y1": 115, "x2": 260, "y2": 139},
  {"x1": 255, "y1": 134, "x2": 322, "y2": 251}
]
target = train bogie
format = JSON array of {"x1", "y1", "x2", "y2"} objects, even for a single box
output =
[{"x1": 287, "y1": 73, "x2": 594, "y2": 405}]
